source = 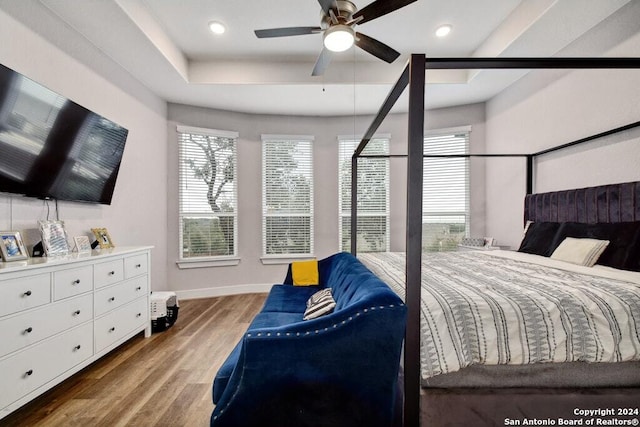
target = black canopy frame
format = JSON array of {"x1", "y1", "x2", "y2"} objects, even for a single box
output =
[{"x1": 349, "y1": 55, "x2": 640, "y2": 427}]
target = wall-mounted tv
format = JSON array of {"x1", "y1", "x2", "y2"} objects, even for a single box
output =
[{"x1": 0, "y1": 62, "x2": 129, "y2": 205}]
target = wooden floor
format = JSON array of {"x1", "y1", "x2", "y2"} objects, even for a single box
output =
[{"x1": 1, "y1": 294, "x2": 268, "y2": 427}]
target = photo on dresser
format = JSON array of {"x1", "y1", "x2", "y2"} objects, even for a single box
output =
[
  {"x1": 0, "y1": 231, "x2": 29, "y2": 262},
  {"x1": 39, "y1": 220, "x2": 71, "y2": 256},
  {"x1": 91, "y1": 227, "x2": 114, "y2": 249},
  {"x1": 73, "y1": 236, "x2": 92, "y2": 253}
]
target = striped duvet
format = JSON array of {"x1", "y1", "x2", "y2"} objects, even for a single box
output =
[{"x1": 358, "y1": 251, "x2": 640, "y2": 380}]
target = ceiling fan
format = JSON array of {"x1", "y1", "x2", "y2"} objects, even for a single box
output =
[{"x1": 254, "y1": 0, "x2": 417, "y2": 76}]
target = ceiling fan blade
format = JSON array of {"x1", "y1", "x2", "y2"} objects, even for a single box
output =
[
  {"x1": 352, "y1": 0, "x2": 417, "y2": 25},
  {"x1": 317, "y1": 0, "x2": 334, "y2": 15},
  {"x1": 312, "y1": 47, "x2": 333, "y2": 76},
  {"x1": 254, "y1": 27, "x2": 322, "y2": 38},
  {"x1": 355, "y1": 32, "x2": 400, "y2": 63},
  {"x1": 328, "y1": 8, "x2": 339, "y2": 25}
]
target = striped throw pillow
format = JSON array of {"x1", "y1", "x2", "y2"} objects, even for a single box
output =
[
  {"x1": 550, "y1": 237, "x2": 610, "y2": 267},
  {"x1": 303, "y1": 288, "x2": 336, "y2": 320}
]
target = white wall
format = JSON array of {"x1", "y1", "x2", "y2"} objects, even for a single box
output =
[
  {"x1": 484, "y1": 6, "x2": 640, "y2": 248},
  {"x1": 167, "y1": 102, "x2": 486, "y2": 297},
  {"x1": 0, "y1": 9, "x2": 169, "y2": 290}
]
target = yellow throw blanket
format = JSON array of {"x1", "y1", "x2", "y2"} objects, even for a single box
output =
[{"x1": 292, "y1": 259, "x2": 319, "y2": 286}]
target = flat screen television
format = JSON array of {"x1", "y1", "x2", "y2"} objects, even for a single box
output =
[{"x1": 0, "y1": 62, "x2": 129, "y2": 205}]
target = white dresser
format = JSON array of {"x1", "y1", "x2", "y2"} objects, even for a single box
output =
[{"x1": 0, "y1": 246, "x2": 152, "y2": 420}]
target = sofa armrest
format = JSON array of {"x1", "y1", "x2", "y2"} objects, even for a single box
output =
[{"x1": 210, "y1": 304, "x2": 406, "y2": 427}]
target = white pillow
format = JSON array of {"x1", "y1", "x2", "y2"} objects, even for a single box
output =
[{"x1": 550, "y1": 237, "x2": 610, "y2": 267}]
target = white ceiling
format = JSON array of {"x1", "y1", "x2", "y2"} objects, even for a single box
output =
[{"x1": 0, "y1": 0, "x2": 636, "y2": 116}]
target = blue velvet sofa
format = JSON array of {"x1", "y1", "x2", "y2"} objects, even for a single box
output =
[{"x1": 210, "y1": 252, "x2": 407, "y2": 427}]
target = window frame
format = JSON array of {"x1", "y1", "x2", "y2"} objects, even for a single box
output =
[
  {"x1": 422, "y1": 126, "x2": 471, "y2": 252},
  {"x1": 338, "y1": 134, "x2": 390, "y2": 253},
  {"x1": 261, "y1": 134, "x2": 315, "y2": 264},
  {"x1": 176, "y1": 125, "x2": 240, "y2": 269}
]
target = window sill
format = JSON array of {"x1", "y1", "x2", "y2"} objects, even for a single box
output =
[
  {"x1": 260, "y1": 255, "x2": 316, "y2": 265},
  {"x1": 176, "y1": 256, "x2": 241, "y2": 269}
]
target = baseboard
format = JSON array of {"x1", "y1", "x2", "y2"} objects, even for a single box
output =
[{"x1": 173, "y1": 283, "x2": 274, "y2": 300}]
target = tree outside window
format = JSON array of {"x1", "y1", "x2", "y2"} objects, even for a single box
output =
[
  {"x1": 422, "y1": 129, "x2": 470, "y2": 252},
  {"x1": 262, "y1": 137, "x2": 313, "y2": 256},
  {"x1": 178, "y1": 127, "x2": 237, "y2": 259},
  {"x1": 339, "y1": 137, "x2": 389, "y2": 253}
]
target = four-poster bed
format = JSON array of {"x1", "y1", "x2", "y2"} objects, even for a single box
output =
[{"x1": 350, "y1": 55, "x2": 640, "y2": 426}]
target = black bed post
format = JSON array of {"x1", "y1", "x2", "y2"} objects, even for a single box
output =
[
  {"x1": 350, "y1": 156, "x2": 358, "y2": 255},
  {"x1": 404, "y1": 53, "x2": 425, "y2": 427},
  {"x1": 526, "y1": 155, "x2": 534, "y2": 194}
]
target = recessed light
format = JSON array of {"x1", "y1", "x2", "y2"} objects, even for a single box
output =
[
  {"x1": 209, "y1": 21, "x2": 226, "y2": 35},
  {"x1": 435, "y1": 24, "x2": 452, "y2": 38}
]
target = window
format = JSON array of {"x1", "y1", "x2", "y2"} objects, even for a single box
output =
[
  {"x1": 422, "y1": 127, "x2": 470, "y2": 252},
  {"x1": 262, "y1": 135, "x2": 314, "y2": 258},
  {"x1": 338, "y1": 136, "x2": 390, "y2": 252},
  {"x1": 177, "y1": 125, "x2": 238, "y2": 264}
]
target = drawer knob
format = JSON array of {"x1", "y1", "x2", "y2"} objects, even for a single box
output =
[
  {"x1": 109, "y1": 297, "x2": 116, "y2": 302},
  {"x1": 24, "y1": 327, "x2": 33, "y2": 334},
  {"x1": 109, "y1": 327, "x2": 116, "y2": 332},
  {"x1": 25, "y1": 369, "x2": 34, "y2": 377},
  {"x1": 108, "y1": 271, "x2": 115, "y2": 276},
  {"x1": 136, "y1": 312, "x2": 142, "y2": 317},
  {"x1": 23, "y1": 290, "x2": 32, "y2": 297},
  {"x1": 74, "y1": 345, "x2": 82, "y2": 351},
  {"x1": 135, "y1": 286, "x2": 142, "y2": 291},
  {"x1": 73, "y1": 310, "x2": 81, "y2": 316},
  {"x1": 73, "y1": 279, "x2": 81, "y2": 285},
  {"x1": 135, "y1": 264, "x2": 141, "y2": 268}
]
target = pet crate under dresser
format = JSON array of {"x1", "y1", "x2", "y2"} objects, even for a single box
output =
[{"x1": 0, "y1": 246, "x2": 153, "y2": 420}]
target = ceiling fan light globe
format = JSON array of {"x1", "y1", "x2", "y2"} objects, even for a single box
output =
[{"x1": 324, "y1": 25, "x2": 355, "y2": 52}]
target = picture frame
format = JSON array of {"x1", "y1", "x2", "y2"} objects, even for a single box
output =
[
  {"x1": 92, "y1": 228, "x2": 114, "y2": 249},
  {"x1": 74, "y1": 236, "x2": 92, "y2": 253},
  {"x1": 39, "y1": 220, "x2": 70, "y2": 256},
  {"x1": 0, "y1": 231, "x2": 29, "y2": 262}
]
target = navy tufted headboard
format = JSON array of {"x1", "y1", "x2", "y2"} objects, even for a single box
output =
[{"x1": 524, "y1": 181, "x2": 640, "y2": 225}]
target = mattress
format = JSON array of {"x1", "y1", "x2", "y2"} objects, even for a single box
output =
[{"x1": 358, "y1": 250, "x2": 640, "y2": 385}]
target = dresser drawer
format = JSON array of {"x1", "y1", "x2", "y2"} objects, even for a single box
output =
[
  {"x1": 124, "y1": 253, "x2": 148, "y2": 279},
  {"x1": 0, "y1": 322, "x2": 93, "y2": 410},
  {"x1": 94, "y1": 276, "x2": 148, "y2": 317},
  {"x1": 53, "y1": 265, "x2": 93, "y2": 301},
  {"x1": 0, "y1": 274, "x2": 51, "y2": 317},
  {"x1": 0, "y1": 294, "x2": 93, "y2": 358},
  {"x1": 94, "y1": 297, "x2": 148, "y2": 353},
  {"x1": 94, "y1": 259, "x2": 124, "y2": 289}
]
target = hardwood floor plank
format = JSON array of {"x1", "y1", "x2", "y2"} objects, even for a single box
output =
[
  {"x1": 0, "y1": 294, "x2": 267, "y2": 427},
  {"x1": 119, "y1": 369, "x2": 192, "y2": 426},
  {"x1": 154, "y1": 383, "x2": 211, "y2": 427}
]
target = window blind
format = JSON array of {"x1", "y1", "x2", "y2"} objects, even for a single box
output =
[
  {"x1": 422, "y1": 128, "x2": 470, "y2": 252},
  {"x1": 177, "y1": 126, "x2": 238, "y2": 259},
  {"x1": 262, "y1": 135, "x2": 314, "y2": 256},
  {"x1": 338, "y1": 137, "x2": 389, "y2": 252}
]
